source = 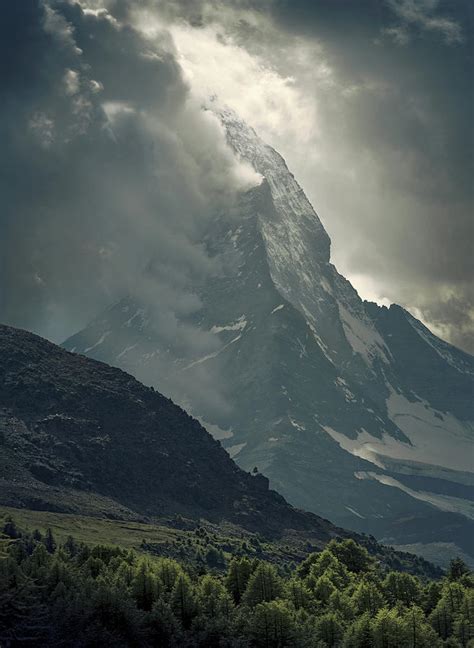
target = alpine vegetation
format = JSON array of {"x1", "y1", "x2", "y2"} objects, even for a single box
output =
[{"x1": 2, "y1": 521, "x2": 473, "y2": 648}]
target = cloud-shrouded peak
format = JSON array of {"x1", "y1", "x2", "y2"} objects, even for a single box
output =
[
  {"x1": 1, "y1": 0, "x2": 472, "y2": 355},
  {"x1": 119, "y1": 0, "x2": 473, "y2": 354}
]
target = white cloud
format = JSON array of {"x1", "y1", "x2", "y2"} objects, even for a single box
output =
[
  {"x1": 346, "y1": 274, "x2": 393, "y2": 308},
  {"x1": 63, "y1": 69, "x2": 80, "y2": 96},
  {"x1": 168, "y1": 22, "x2": 319, "y2": 149},
  {"x1": 43, "y1": 3, "x2": 83, "y2": 54}
]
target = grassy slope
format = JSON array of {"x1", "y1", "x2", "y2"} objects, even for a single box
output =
[
  {"x1": 0, "y1": 505, "x2": 179, "y2": 549},
  {"x1": 0, "y1": 505, "x2": 445, "y2": 580},
  {"x1": 0, "y1": 505, "x2": 314, "y2": 568}
]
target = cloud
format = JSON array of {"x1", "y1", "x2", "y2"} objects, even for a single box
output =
[
  {"x1": 1, "y1": 0, "x2": 472, "y2": 362},
  {"x1": 170, "y1": 22, "x2": 319, "y2": 148},
  {"x1": 0, "y1": 0, "x2": 259, "y2": 410},
  {"x1": 384, "y1": 0, "x2": 464, "y2": 45}
]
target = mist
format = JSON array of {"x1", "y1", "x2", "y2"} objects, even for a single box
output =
[{"x1": 0, "y1": 0, "x2": 258, "y2": 349}]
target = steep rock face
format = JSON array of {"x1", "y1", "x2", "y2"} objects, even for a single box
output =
[
  {"x1": 64, "y1": 109, "x2": 474, "y2": 564},
  {"x1": 0, "y1": 323, "x2": 341, "y2": 539}
]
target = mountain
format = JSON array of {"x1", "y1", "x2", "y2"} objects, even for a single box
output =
[
  {"x1": 64, "y1": 107, "x2": 474, "y2": 566},
  {"x1": 0, "y1": 322, "x2": 344, "y2": 542}
]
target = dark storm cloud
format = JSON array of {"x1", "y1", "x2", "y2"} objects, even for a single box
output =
[
  {"x1": 266, "y1": 0, "x2": 474, "y2": 351},
  {"x1": 0, "y1": 0, "x2": 257, "y2": 411},
  {"x1": 0, "y1": 1, "x2": 250, "y2": 334},
  {"x1": 1, "y1": 0, "x2": 472, "y2": 355}
]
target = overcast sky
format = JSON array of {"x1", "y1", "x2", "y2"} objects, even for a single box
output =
[{"x1": 1, "y1": 0, "x2": 473, "y2": 353}]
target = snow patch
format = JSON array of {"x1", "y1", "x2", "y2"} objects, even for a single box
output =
[
  {"x1": 211, "y1": 315, "x2": 247, "y2": 334},
  {"x1": 228, "y1": 226, "x2": 243, "y2": 247},
  {"x1": 289, "y1": 417, "x2": 306, "y2": 431},
  {"x1": 123, "y1": 308, "x2": 146, "y2": 328},
  {"x1": 345, "y1": 506, "x2": 365, "y2": 519},
  {"x1": 335, "y1": 377, "x2": 356, "y2": 402},
  {"x1": 271, "y1": 304, "x2": 285, "y2": 314},
  {"x1": 227, "y1": 442, "x2": 246, "y2": 458},
  {"x1": 386, "y1": 389, "x2": 473, "y2": 473},
  {"x1": 295, "y1": 337, "x2": 308, "y2": 358},
  {"x1": 116, "y1": 344, "x2": 137, "y2": 359},
  {"x1": 339, "y1": 304, "x2": 389, "y2": 365},
  {"x1": 323, "y1": 426, "x2": 387, "y2": 469},
  {"x1": 197, "y1": 418, "x2": 234, "y2": 441},
  {"x1": 182, "y1": 334, "x2": 242, "y2": 370},
  {"x1": 84, "y1": 331, "x2": 110, "y2": 353},
  {"x1": 355, "y1": 471, "x2": 474, "y2": 519},
  {"x1": 325, "y1": 397, "x2": 473, "y2": 475},
  {"x1": 301, "y1": 306, "x2": 334, "y2": 364}
]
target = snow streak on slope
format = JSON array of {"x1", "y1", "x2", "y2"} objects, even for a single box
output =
[
  {"x1": 355, "y1": 472, "x2": 474, "y2": 519},
  {"x1": 323, "y1": 388, "x2": 474, "y2": 474},
  {"x1": 386, "y1": 389, "x2": 473, "y2": 472},
  {"x1": 338, "y1": 304, "x2": 390, "y2": 366}
]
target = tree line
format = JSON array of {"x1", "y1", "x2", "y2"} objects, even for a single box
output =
[{"x1": 0, "y1": 518, "x2": 472, "y2": 647}]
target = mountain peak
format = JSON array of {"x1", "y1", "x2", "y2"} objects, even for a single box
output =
[{"x1": 214, "y1": 104, "x2": 331, "y2": 265}]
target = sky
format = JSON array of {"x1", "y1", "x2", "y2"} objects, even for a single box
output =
[{"x1": 1, "y1": 0, "x2": 473, "y2": 353}]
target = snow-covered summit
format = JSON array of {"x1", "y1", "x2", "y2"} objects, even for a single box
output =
[
  {"x1": 216, "y1": 105, "x2": 331, "y2": 264},
  {"x1": 216, "y1": 105, "x2": 391, "y2": 370}
]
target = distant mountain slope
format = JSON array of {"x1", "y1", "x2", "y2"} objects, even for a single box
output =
[
  {"x1": 64, "y1": 108, "x2": 474, "y2": 565},
  {"x1": 0, "y1": 323, "x2": 343, "y2": 541}
]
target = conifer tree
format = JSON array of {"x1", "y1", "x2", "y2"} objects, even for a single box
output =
[
  {"x1": 315, "y1": 611, "x2": 344, "y2": 647},
  {"x1": 383, "y1": 571, "x2": 421, "y2": 607},
  {"x1": 372, "y1": 607, "x2": 405, "y2": 648},
  {"x1": 198, "y1": 573, "x2": 227, "y2": 617},
  {"x1": 242, "y1": 563, "x2": 283, "y2": 607},
  {"x1": 401, "y1": 605, "x2": 442, "y2": 648},
  {"x1": 352, "y1": 579, "x2": 385, "y2": 615},
  {"x1": 248, "y1": 600, "x2": 296, "y2": 648},
  {"x1": 156, "y1": 557, "x2": 182, "y2": 592},
  {"x1": 313, "y1": 574, "x2": 337, "y2": 605},
  {"x1": 448, "y1": 558, "x2": 470, "y2": 582},
  {"x1": 146, "y1": 598, "x2": 180, "y2": 646},
  {"x1": 226, "y1": 556, "x2": 253, "y2": 603},
  {"x1": 131, "y1": 560, "x2": 157, "y2": 611},
  {"x1": 2, "y1": 516, "x2": 20, "y2": 539},
  {"x1": 342, "y1": 612, "x2": 374, "y2": 648},
  {"x1": 285, "y1": 577, "x2": 311, "y2": 611},
  {"x1": 171, "y1": 572, "x2": 197, "y2": 628},
  {"x1": 44, "y1": 528, "x2": 56, "y2": 554},
  {"x1": 327, "y1": 538, "x2": 373, "y2": 574}
]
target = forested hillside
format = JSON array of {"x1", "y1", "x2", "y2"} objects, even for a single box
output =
[{"x1": 1, "y1": 519, "x2": 472, "y2": 647}]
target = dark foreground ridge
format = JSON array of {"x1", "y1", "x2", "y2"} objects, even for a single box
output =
[{"x1": 0, "y1": 323, "x2": 337, "y2": 539}]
